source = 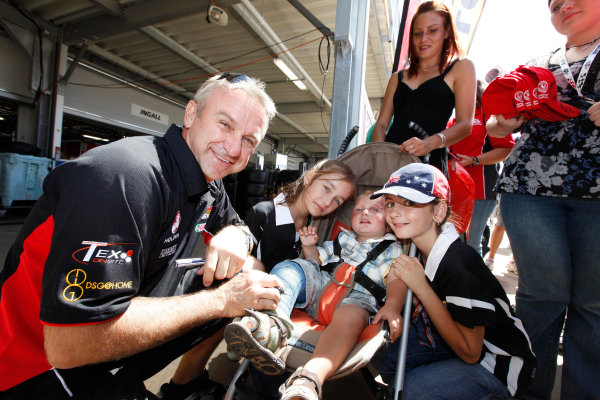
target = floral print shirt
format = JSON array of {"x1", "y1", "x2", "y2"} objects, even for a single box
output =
[{"x1": 496, "y1": 49, "x2": 600, "y2": 198}]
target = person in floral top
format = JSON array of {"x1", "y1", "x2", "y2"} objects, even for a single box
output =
[{"x1": 486, "y1": 1, "x2": 600, "y2": 398}]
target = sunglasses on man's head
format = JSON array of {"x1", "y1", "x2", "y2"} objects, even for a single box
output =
[{"x1": 217, "y1": 72, "x2": 249, "y2": 83}]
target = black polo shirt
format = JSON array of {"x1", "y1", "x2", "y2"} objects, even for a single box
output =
[{"x1": 0, "y1": 124, "x2": 240, "y2": 390}]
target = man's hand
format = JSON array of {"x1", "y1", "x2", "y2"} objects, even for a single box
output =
[
  {"x1": 199, "y1": 225, "x2": 250, "y2": 287},
  {"x1": 215, "y1": 269, "x2": 283, "y2": 317}
]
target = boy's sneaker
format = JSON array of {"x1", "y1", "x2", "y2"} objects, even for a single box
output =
[
  {"x1": 224, "y1": 309, "x2": 292, "y2": 376},
  {"x1": 157, "y1": 370, "x2": 225, "y2": 400},
  {"x1": 485, "y1": 258, "x2": 494, "y2": 270}
]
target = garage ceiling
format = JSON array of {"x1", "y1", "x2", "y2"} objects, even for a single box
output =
[{"x1": 5, "y1": 0, "x2": 398, "y2": 159}]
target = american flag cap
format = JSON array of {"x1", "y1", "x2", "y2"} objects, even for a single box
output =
[{"x1": 371, "y1": 163, "x2": 449, "y2": 203}]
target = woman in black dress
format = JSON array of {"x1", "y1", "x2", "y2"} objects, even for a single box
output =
[{"x1": 372, "y1": 0, "x2": 476, "y2": 177}]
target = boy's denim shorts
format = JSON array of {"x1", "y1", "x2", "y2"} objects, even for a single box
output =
[{"x1": 292, "y1": 258, "x2": 379, "y2": 317}]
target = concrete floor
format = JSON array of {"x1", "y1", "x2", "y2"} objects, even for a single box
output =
[{"x1": 0, "y1": 213, "x2": 561, "y2": 399}]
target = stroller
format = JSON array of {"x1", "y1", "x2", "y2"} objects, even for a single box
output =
[{"x1": 224, "y1": 142, "x2": 419, "y2": 400}]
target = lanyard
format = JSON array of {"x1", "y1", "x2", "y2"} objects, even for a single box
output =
[{"x1": 558, "y1": 42, "x2": 600, "y2": 98}]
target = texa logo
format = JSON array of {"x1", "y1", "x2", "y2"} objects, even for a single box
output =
[
  {"x1": 72, "y1": 241, "x2": 136, "y2": 265},
  {"x1": 172, "y1": 211, "x2": 181, "y2": 234}
]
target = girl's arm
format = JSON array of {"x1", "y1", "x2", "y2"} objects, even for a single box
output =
[
  {"x1": 391, "y1": 254, "x2": 484, "y2": 364},
  {"x1": 373, "y1": 275, "x2": 408, "y2": 342},
  {"x1": 372, "y1": 73, "x2": 399, "y2": 142},
  {"x1": 413, "y1": 281, "x2": 484, "y2": 364}
]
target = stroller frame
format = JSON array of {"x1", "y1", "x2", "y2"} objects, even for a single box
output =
[{"x1": 225, "y1": 142, "x2": 420, "y2": 400}]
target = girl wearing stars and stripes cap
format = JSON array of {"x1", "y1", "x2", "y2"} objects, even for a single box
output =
[{"x1": 372, "y1": 162, "x2": 535, "y2": 399}]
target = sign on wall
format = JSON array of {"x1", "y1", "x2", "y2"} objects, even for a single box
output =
[{"x1": 131, "y1": 104, "x2": 169, "y2": 126}]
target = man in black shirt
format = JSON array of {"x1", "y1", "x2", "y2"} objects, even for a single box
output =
[{"x1": 0, "y1": 73, "x2": 280, "y2": 399}]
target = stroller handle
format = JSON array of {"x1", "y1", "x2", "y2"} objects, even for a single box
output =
[
  {"x1": 393, "y1": 242, "x2": 417, "y2": 400},
  {"x1": 337, "y1": 126, "x2": 359, "y2": 157}
]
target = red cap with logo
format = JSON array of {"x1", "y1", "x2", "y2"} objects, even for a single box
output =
[{"x1": 482, "y1": 65, "x2": 581, "y2": 122}]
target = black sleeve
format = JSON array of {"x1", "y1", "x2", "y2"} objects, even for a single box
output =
[
  {"x1": 40, "y1": 146, "x2": 166, "y2": 324},
  {"x1": 436, "y1": 242, "x2": 497, "y2": 329},
  {"x1": 243, "y1": 201, "x2": 270, "y2": 258}
]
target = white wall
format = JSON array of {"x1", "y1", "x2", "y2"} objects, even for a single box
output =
[
  {"x1": 63, "y1": 65, "x2": 186, "y2": 136},
  {"x1": 0, "y1": 37, "x2": 34, "y2": 101}
]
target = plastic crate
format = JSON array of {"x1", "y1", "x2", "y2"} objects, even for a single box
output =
[{"x1": 0, "y1": 153, "x2": 52, "y2": 207}]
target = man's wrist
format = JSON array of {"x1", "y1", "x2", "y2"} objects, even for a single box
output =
[{"x1": 235, "y1": 225, "x2": 252, "y2": 253}]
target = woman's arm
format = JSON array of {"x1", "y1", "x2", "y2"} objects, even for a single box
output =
[
  {"x1": 458, "y1": 147, "x2": 512, "y2": 168},
  {"x1": 486, "y1": 114, "x2": 525, "y2": 138},
  {"x1": 372, "y1": 73, "x2": 399, "y2": 142},
  {"x1": 440, "y1": 58, "x2": 477, "y2": 147}
]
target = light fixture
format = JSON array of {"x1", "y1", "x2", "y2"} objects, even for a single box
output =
[
  {"x1": 82, "y1": 134, "x2": 109, "y2": 142},
  {"x1": 0, "y1": 116, "x2": 4, "y2": 120},
  {"x1": 207, "y1": 5, "x2": 228, "y2": 26},
  {"x1": 273, "y1": 57, "x2": 307, "y2": 90}
]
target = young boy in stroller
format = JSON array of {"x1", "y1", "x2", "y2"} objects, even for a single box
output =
[{"x1": 224, "y1": 190, "x2": 406, "y2": 400}]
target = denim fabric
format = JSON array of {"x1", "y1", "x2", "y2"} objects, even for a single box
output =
[
  {"x1": 270, "y1": 260, "x2": 307, "y2": 318},
  {"x1": 271, "y1": 258, "x2": 379, "y2": 318},
  {"x1": 379, "y1": 358, "x2": 511, "y2": 400},
  {"x1": 466, "y1": 199, "x2": 497, "y2": 255},
  {"x1": 374, "y1": 313, "x2": 456, "y2": 377},
  {"x1": 501, "y1": 194, "x2": 600, "y2": 400}
]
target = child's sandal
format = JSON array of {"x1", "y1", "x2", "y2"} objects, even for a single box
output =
[
  {"x1": 224, "y1": 309, "x2": 290, "y2": 375},
  {"x1": 279, "y1": 367, "x2": 322, "y2": 400}
]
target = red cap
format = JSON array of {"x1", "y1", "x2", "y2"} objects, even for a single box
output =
[
  {"x1": 482, "y1": 65, "x2": 581, "y2": 122},
  {"x1": 520, "y1": 66, "x2": 581, "y2": 121},
  {"x1": 482, "y1": 73, "x2": 520, "y2": 120},
  {"x1": 515, "y1": 67, "x2": 542, "y2": 110}
]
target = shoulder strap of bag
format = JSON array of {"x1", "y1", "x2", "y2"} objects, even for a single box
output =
[
  {"x1": 320, "y1": 233, "x2": 344, "y2": 273},
  {"x1": 354, "y1": 239, "x2": 395, "y2": 306}
]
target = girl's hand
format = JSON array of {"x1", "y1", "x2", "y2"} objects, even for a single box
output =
[
  {"x1": 373, "y1": 305, "x2": 403, "y2": 342},
  {"x1": 588, "y1": 102, "x2": 600, "y2": 127},
  {"x1": 299, "y1": 226, "x2": 319, "y2": 247},
  {"x1": 399, "y1": 137, "x2": 433, "y2": 157},
  {"x1": 391, "y1": 254, "x2": 429, "y2": 295},
  {"x1": 455, "y1": 153, "x2": 472, "y2": 168}
]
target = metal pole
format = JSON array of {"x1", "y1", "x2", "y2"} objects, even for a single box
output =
[{"x1": 393, "y1": 242, "x2": 417, "y2": 400}]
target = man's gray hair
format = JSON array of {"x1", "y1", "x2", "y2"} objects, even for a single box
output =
[{"x1": 194, "y1": 73, "x2": 277, "y2": 136}]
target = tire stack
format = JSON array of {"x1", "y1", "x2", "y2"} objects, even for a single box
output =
[
  {"x1": 222, "y1": 172, "x2": 238, "y2": 210},
  {"x1": 273, "y1": 169, "x2": 302, "y2": 195},
  {"x1": 235, "y1": 169, "x2": 276, "y2": 218}
]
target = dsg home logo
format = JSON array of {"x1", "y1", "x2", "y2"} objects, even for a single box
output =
[{"x1": 62, "y1": 268, "x2": 133, "y2": 302}]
